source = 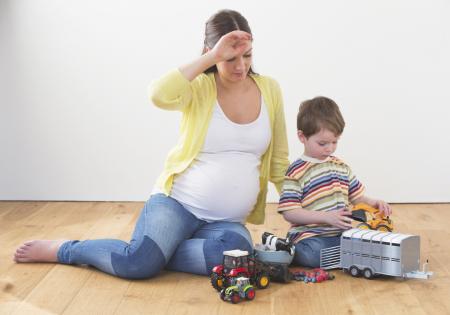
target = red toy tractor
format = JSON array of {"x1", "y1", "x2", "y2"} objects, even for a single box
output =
[{"x1": 210, "y1": 250, "x2": 271, "y2": 291}]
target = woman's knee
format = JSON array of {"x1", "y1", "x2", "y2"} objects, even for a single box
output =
[
  {"x1": 200, "y1": 223, "x2": 253, "y2": 248},
  {"x1": 219, "y1": 229, "x2": 253, "y2": 252},
  {"x1": 203, "y1": 230, "x2": 253, "y2": 273},
  {"x1": 110, "y1": 236, "x2": 166, "y2": 279}
]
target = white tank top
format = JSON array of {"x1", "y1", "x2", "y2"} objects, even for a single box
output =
[{"x1": 169, "y1": 99, "x2": 271, "y2": 222}]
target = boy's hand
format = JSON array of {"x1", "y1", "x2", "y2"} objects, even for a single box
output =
[
  {"x1": 373, "y1": 200, "x2": 392, "y2": 216},
  {"x1": 324, "y1": 208, "x2": 353, "y2": 229}
]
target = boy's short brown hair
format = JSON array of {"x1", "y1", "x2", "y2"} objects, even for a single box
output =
[{"x1": 297, "y1": 96, "x2": 345, "y2": 138}]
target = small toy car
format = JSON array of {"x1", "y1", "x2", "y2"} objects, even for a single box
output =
[
  {"x1": 220, "y1": 277, "x2": 255, "y2": 304},
  {"x1": 291, "y1": 268, "x2": 335, "y2": 283}
]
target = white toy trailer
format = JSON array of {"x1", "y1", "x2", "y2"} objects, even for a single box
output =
[{"x1": 320, "y1": 228, "x2": 433, "y2": 279}]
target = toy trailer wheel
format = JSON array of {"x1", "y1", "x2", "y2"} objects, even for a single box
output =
[
  {"x1": 255, "y1": 273, "x2": 270, "y2": 289},
  {"x1": 230, "y1": 292, "x2": 241, "y2": 304},
  {"x1": 350, "y1": 266, "x2": 360, "y2": 277},
  {"x1": 210, "y1": 273, "x2": 223, "y2": 291},
  {"x1": 363, "y1": 268, "x2": 373, "y2": 279},
  {"x1": 245, "y1": 287, "x2": 255, "y2": 300}
]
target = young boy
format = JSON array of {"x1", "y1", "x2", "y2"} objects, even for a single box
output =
[{"x1": 278, "y1": 96, "x2": 391, "y2": 268}]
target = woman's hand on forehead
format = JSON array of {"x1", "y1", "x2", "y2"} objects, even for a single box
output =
[{"x1": 211, "y1": 30, "x2": 253, "y2": 62}]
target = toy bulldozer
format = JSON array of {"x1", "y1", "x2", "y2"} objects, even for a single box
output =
[{"x1": 351, "y1": 203, "x2": 393, "y2": 232}]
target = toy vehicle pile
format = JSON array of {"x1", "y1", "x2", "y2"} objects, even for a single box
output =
[
  {"x1": 291, "y1": 268, "x2": 335, "y2": 283},
  {"x1": 211, "y1": 246, "x2": 336, "y2": 303},
  {"x1": 210, "y1": 249, "x2": 271, "y2": 293},
  {"x1": 210, "y1": 219, "x2": 435, "y2": 305},
  {"x1": 211, "y1": 232, "x2": 298, "y2": 303}
]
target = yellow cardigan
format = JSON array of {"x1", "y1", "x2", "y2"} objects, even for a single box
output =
[{"x1": 149, "y1": 69, "x2": 289, "y2": 224}]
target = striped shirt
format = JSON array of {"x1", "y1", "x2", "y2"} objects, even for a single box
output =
[{"x1": 278, "y1": 155, "x2": 365, "y2": 243}]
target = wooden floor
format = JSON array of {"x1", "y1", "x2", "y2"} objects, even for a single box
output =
[{"x1": 0, "y1": 202, "x2": 449, "y2": 315}]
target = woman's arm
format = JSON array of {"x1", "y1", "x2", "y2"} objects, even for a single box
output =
[
  {"x1": 148, "y1": 69, "x2": 192, "y2": 111},
  {"x1": 178, "y1": 52, "x2": 216, "y2": 82},
  {"x1": 149, "y1": 30, "x2": 252, "y2": 111}
]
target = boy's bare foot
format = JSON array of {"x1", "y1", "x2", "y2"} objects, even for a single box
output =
[{"x1": 14, "y1": 240, "x2": 68, "y2": 263}]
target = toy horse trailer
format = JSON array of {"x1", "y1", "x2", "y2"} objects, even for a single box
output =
[{"x1": 320, "y1": 228, "x2": 433, "y2": 279}]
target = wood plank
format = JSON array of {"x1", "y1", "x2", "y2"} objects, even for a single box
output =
[
  {"x1": 62, "y1": 272, "x2": 130, "y2": 315},
  {"x1": 1, "y1": 202, "x2": 113, "y2": 314},
  {"x1": 10, "y1": 266, "x2": 91, "y2": 315},
  {"x1": 6, "y1": 202, "x2": 138, "y2": 315},
  {"x1": 0, "y1": 203, "x2": 77, "y2": 314}
]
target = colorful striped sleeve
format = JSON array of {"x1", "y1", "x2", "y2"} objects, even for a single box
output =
[
  {"x1": 277, "y1": 176, "x2": 303, "y2": 213},
  {"x1": 348, "y1": 166, "x2": 365, "y2": 202}
]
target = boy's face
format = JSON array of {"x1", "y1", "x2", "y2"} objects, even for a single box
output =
[{"x1": 298, "y1": 128, "x2": 340, "y2": 160}]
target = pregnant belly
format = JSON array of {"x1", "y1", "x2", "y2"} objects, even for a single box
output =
[{"x1": 171, "y1": 152, "x2": 261, "y2": 215}]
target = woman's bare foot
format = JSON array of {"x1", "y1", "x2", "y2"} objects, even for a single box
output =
[{"x1": 14, "y1": 240, "x2": 68, "y2": 263}]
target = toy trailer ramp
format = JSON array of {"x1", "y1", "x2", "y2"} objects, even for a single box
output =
[
  {"x1": 320, "y1": 229, "x2": 433, "y2": 279},
  {"x1": 320, "y1": 245, "x2": 342, "y2": 270}
]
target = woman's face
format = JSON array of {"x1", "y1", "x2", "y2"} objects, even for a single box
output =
[{"x1": 216, "y1": 48, "x2": 253, "y2": 82}]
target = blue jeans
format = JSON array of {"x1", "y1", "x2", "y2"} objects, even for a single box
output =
[
  {"x1": 292, "y1": 236, "x2": 341, "y2": 268},
  {"x1": 57, "y1": 194, "x2": 253, "y2": 279}
]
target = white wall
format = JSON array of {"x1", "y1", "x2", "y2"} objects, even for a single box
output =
[{"x1": 1, "y1": 0, "x2": 449, "y2": 202}]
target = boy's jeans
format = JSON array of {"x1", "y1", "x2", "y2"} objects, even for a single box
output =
[
  {"x1": 293, "y1": 235, "x2": 341, "y2": 268},
  {"x1": 57, "y1": 194, "x2": 253, "y2": 279}
]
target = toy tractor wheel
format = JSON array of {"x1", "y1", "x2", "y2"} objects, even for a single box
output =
[
  {"x1": 349, "y1": 265, "x2": 360, "y2": 277},
  {"x1": 356, "y1": 223, "x2": 371, "y2": 230},
  {"x1": 210, "y1": 273, "x2": 223, "y2": 292},
  {"x1": 255, "y1": 273, "x2": 270, "y2": 289},
  {"x1": 245, "y1": 287, "x2": 255, "y2": 300},
  {"x1": 230, "y1": 292, "x2": 240, "y2": 304},
  {"x1": 363, "y1": 268, "x2": 373, "y2": 279},
  {"x1": 376, "y1": 224, "x2": 392, "y2": 232},
  {"x1": 219, "y1": 289, "x2": 226, "y2": 301}
]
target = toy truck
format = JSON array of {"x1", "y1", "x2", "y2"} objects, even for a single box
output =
[
  {"x1": 320, "y1": 228, "x2": 433, "y2": 279},
  {"x1": 351, "y1": 203, "x2": 394, "y2": 232},
  {"x1": 211, "y1": 249, "x2": 271, "y2": 291},
  {"x1": 220, "y1": 277, "x2": 256, "y2": 304}
]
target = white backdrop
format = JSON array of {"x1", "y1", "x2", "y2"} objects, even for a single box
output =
[{"x1": 1, "y1": 0, "x2": 449, "y2": 202}]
